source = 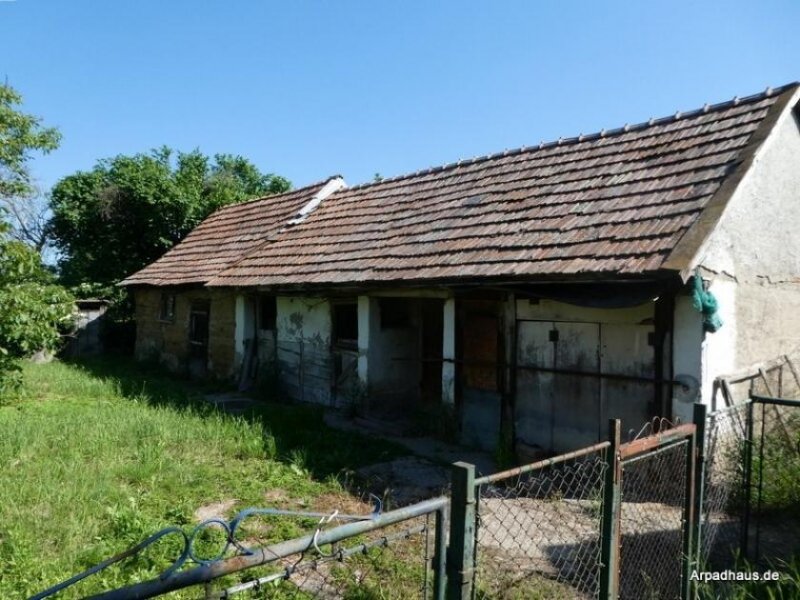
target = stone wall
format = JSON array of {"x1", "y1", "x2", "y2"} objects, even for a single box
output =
[{"x1": 133, "y1": 287, "x2": 236, "y2": 378}]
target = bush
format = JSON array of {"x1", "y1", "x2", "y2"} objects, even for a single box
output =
[{"x1": 0, "y1": 230, "x2": 74, "y2": 396}]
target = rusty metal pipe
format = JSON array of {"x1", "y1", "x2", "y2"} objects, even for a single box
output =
[
  {"x1": 85, "y1": 497, "x2": 448, "y2": 600},
  {"x1": 475, "y1": 441, "x2": 611, "y2": 486},
  {"x1": 619, "y1": 423, "x2": 696, "y2": 460}
]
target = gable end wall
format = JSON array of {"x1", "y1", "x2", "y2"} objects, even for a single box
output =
[{"x1": 692, "y1": 95, "x2": 800, "y2": 396}]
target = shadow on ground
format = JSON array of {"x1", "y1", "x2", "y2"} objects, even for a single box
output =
[{"x1": 64, "y1": 356, "x2": 408, "y2": 485}]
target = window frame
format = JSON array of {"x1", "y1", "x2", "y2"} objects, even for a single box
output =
[
  {"x1": 158, "y1": 293, "x2": 176, "y2": 323},
  {"x1": 332, "y1": 301, "x2": 359, "y2": 350},
  {"x1": 259, "y1": 295, "x2": 277, "y2": 331}
]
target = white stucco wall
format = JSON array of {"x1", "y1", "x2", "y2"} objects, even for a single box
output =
[
  {"x1": 275, "y1": 296, "x2": 333, "y2": 404},
  {"x1": 672, "y1": 294, "x2": 704, "y2": 422},
  {"x1": 688, "y1": 93, "x2": 800, "y2": 396},
  {"x1": 276, "y1": 296, "x2": 332, "y2": 346}
]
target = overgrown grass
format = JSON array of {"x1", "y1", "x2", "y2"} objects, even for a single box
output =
[{"x1": 0, "y1": 358, "x2": 406, "y2": 598}]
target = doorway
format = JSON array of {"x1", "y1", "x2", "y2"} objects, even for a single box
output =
[{"x1": 188, "y1": 301, "x2": 210, "y2": 377}]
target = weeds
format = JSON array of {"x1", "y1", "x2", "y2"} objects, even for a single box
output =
[{"x1": 0, "y1": 357, "x2": 405, "y2": 598}]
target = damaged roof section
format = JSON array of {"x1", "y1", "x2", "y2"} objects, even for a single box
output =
[
  {"x1": 208, "y1": 84, "x2": 798, "y2": 288},
  {"x1": 121, "y1": 176, "x2": 345, "y2": 286}
]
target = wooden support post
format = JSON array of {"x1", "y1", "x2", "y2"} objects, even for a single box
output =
[
  {"x1": 599, "y1": 419, "x2": 622, "y2": 600},
  {"x1": 447, "y1": 462, "x2": 476, "y2": 600}
]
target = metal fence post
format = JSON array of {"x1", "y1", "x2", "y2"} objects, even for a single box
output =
[
  {"x1": 692, "y1": 402, "x2": 707, "y2": 571},
  {"x1": 599, "y1": 419, "x2": 621, "y2": 600},
  {"x1": 682, "y1": 420, "x2": 698, "y2": 599},
  {"x1": 447, "y1": 461, "x2": 476, "y2": 600},
  {"x1": 433, "y1": 504, "x2": 448, "y2": 600},
  {"x1": 740, "y1": 400, "x2": 754, "y2": 559}
]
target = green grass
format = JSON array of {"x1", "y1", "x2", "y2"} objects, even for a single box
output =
[{"x1": 0, "y1": 357, "x2": 406, "y2": 599}]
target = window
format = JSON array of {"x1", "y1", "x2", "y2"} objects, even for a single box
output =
[
  {"x1": 333, "y1": 302, "x2": 358, "y2": 349},
  {"x1": 159, "y1": 293, "x2": 176, "y2": 322},
  {"x1": 379, "y1": 298, "x2": 411, "y2": 329},
  {"x1": 189, "y1": 302, "x2": 210, "y2": 345},
  {"x1": 259, "y1": 296, "x2": 277, "y2": 330}
]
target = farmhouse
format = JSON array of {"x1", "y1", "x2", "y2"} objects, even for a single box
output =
[{"x1": 123, "y1": 83, "x2": 800, "y2": 454}]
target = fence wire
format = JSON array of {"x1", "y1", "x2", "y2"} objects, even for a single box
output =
[
  {"x1": 701, "y1": 402, "x2": 748, "y2": 568},
  {"x1": 747, "y1": 398, "x2": 800, "y2": 563},
  {"x1": 201, "y1": 513, "x2": 435, "y2": 600},
  {"x1": 619, "y1": 440, "x2": 688, "y2": 600},
  {"x1": 473, "y1": 447, "x2": 608, "y2": 599}
]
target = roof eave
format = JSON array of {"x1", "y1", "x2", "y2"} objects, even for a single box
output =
[{"x1": 660, "y1": 83, "x2": 800, "y2": 281}]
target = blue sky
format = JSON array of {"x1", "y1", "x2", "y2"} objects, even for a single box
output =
[{"x1": 2, "y1": 1, "x2": 799, "y2": 190}]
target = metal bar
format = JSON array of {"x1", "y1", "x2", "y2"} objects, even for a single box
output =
[
  {"x1": 755, "y1": 401, "x2": 766, "y2": 562},
  {"x1": 750, "y1": 394, "x2": 800, "y2": 408},
  {"x1": 721, "y1": 378, "x2": 735, "y2": 408},
  {"x1": 757, "y1": 368, "x2": 776, "y2": 397},
  {"x1": 475, "y1": 440, "x2": 611, "y2": 485},
  {"x1": 692, "y1": 402, "x2": 707, "y2": 572},
  {"x1": 433, "y1": 506, "x2": 448, "y2": 600},
  {"x1": 783, "y1": 354, "x2": 800, "y2": 391},
  {"x1": 619, "y1": 423, "x2": 696, "y2": 460},
  {"x1": 622, "y1": 437, "x2": 688, "y2": 466},
  {"x1": 423, "y1": 513, "x2": 431, "y2": 599},
  {"x1": 212, "y1": 523, "x2": 429, "y2": 599},
  {"x1": 85, "y1": 497, "x2": 449, "y2": 600},
  {"x1": 740, "y1": 400, "x2": 754, "y2": 560},
  {"x1": 711, "y1": 379, "x2": 720, "y2": 412},
  {"x1": 446, "y1": 462, "x2": 476, "y2": 600},
  {"x1": 392, "y1": 356, "x2": 689, "y2": 388},
  {"x1": 681, "y1": 420, "x2": 697, "y2": 600},
  {"x1": 599, "y1": 419, "x2": 622, "y2": 600}
]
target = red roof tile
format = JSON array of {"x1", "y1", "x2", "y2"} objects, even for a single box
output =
[
  {"x1": 127, "y1": 84, "x2": 799, "y2": 290},
  {"x1": 205, "y1": 84, "x2": 797, "y2": 288},
  {"x1": 121, "y1": 178, "x2": 340, "y2": 286}
]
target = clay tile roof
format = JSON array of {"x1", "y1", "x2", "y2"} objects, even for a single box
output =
[
  {"x1": 121, "y1": 177, "x2": 341, "y2": 286},
  {"x1": 205, "y1": 83, "x2": 799, "y2": 289}
]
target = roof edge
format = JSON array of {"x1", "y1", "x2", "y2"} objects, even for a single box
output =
[
  {"x1": 119, "y1": 176, "x2": 344, "y2": 287},
  {"x1": 347, "y1": 82, "x2": 800, "y2": 191},
  {"x1": 660, "y1": 82, "x2": 800, "y2": 279},
  {"x1": 205, "y1": 177, "x2": 347, "y2": 287}
]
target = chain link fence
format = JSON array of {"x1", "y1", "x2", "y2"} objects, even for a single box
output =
[
  {"x1": 619, "y1": 439, "x2": 689, "y2": 600},
  {"x1": 700, "y1": 402, "x2": 748, "y2": 568},
  {"x1": 745, "y1": 396, "x2": 800, "y2": 564},
  {"x1": 33, "y1": 395, "x2": 797, "y2": 600},
  {"x1": 471, "y1": 444, "x2": 609, "y2": 599},
  {"x1": 204, "y1": 513, "x2": 438, "y2": 599}
]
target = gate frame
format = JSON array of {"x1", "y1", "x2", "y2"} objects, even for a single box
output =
[{"x1": 600, "y1": 418, "x2": 698, "y2": 600}]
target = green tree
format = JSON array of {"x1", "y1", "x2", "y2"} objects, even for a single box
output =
[
  {"x1": 0, "y1": 84, "x2": 61, "y2": 198},
  {"x1": 49, "y1": 148, "x2": 290, "y2": 291},
  {"x1": 0, "y1": 222, "x2": 74, "y2": 395},
  {"x1": 0, "y1": 83, "x2": 71, "y2": 394}
]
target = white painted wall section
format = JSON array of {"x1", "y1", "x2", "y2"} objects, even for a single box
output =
[
  {"x1": 276, "y1": 296, "x2": 332, "y2": 345},
  {"x1": 688, "y1": 90, "x2": 800, "y2": 383},
  {"x1": 357, "y1": 296, "x2": 371, "y2": 385},
  {"x1": 672, "y1": 294, "x2": 704, "y2": 423}
]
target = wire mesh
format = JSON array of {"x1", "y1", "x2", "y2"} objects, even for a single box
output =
[
  {"x1": 206, "y1": 513, "x2": 436, "y2": 599},
  {"x1": 749, "y1": 398, "x2": 800, "y2": 563},
  {"x1": 473, "y1": 447, "x2": 608, "y2": 599},
  {"x1": 619, "y1": 439, "x2": 688, "y2": 600},
  {"x1": 700, "y1": 402, "x2": 748, "y2": 568}
]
